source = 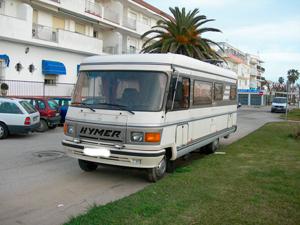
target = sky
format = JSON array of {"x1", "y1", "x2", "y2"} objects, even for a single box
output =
[{"x1": 147, "y1": 0, "x2": 300, "y2": 82}]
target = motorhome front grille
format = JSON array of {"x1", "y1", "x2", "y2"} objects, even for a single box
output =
[{"x1": 77, "y1": 125, "x2": 125, "y2": 143}]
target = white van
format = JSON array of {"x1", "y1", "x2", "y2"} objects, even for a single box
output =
[
  {"x1": 62, "y1": 54, "x2": 237, "y2": 181},
  {"x1": 0, "y1": 97, "x2": 40, "y2": 139},
  {"x1": 271, "y1": 97, "x2": 288, "y2": 113}
]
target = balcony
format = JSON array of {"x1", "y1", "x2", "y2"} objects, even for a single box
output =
[
  {"x1": 0, "y1": 13, "x2": 32, "y2": 41},
  {"x1": 57, "y1": 29, "x2": 103, "y2": 55},
  {"x1": 123, "y1": 17, "x2": 137, "y2": 30},
  {"x1": 85, "y1": 0, "x2": 103, "y2": 18},
  {"x1": 32, "y1": 23, "x2": 58, "y2": 42}
]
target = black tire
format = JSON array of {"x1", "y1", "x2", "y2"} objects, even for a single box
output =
[
  {"x1": 48, "y1": 124, "x2": 57, "y2": 129},
  {"x1": 166, "y1": 159, "x2": 176, "y2": 173},
  {"x1": 205, "y1": 138, "x2": 220, "y2": 154},
  {"x1": 36, "y1": 120, "x2": 48, "y2": 132},
  {"x1": 0, "y1": 122, "x2": 8, "y2": 139},
  {"x1": 78, "y1": 159, "x2": 98, "y2": 172},
  {"x1": 147, "y1": 156, "x2": 167, "y2": 182}
]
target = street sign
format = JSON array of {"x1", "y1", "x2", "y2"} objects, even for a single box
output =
[{"x1": 258, "y1": 91, "x2": 264, "y2": 96}]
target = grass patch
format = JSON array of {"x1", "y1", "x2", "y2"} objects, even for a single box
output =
[
  {"x1": 65, "y1": 122, "x2": 300, "y2": 225},
  {"x1": 281, "y1": 108, "x2": 300, "y2": 121}
]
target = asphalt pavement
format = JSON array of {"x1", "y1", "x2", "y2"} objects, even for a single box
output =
[{"x1": 0, "y1": 106, "x2": 282, "y2": 225}]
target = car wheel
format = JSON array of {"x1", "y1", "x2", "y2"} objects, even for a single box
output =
[
  {"x1": 0, "y1": 123, "x2": 8, "y2": 139},
  {"x1": 78, "y1": 159, "x2": 98, "y2": 172},
  {"x1": 147, "y1": 156, "x2": 167, "y2": 182},
  {"x1": 36, "y1": 120, "x2": 48, "y2": 132},
  {"x1": 205, "y1": 138, "x2": 220, "y2": 154}
]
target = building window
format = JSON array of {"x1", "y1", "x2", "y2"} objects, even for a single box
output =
[
  {"x1": 75, "y1": 22, "x2": 85, "y2": 34},
  {"x1": 44, "y1": 76, "x2": 57, "y2": 85},
  {"x1": 93, "y1": 30, "x2": 98, "y2": 38},
  {"x1": 193, "y1": 80, "x2": 212, "y2": 105},
  {"x1": 129, "y1": 45, "x2": 136, "y2": 53},
  {"x1": 167, "y1": 76, "x2": 190, "y2": 110},
  {"x1": 230, "y1": 85, "x2": 237, "y2": 100},
  {"x1": 214, "y1": 83, "x2": 224, "y2": 101},
  {"x1": 142, "y1": 16, "x2": 150, "y2": 25}
]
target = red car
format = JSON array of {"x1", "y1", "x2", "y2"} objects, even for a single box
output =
[{"x1": 23, "y1": 97, "x2": 61, "y2": 132}]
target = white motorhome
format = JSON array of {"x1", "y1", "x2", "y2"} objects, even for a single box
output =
[{"x1": 62, "y1": 53, "x2": 237, "y2": 182}]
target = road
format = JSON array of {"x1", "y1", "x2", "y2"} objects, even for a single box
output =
[{"x1": 0, "y1": 107, "x2": 282, "y2": 225}]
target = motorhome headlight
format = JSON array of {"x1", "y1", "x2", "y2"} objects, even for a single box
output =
[
  {"x1": 131, "y1": 132, "x2": 144, "y2": 142},
  {"x1": 64, "y1": 123, "x2": 74, "y2": 135}
]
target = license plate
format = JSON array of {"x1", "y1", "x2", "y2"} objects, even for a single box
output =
[
  {"x1": 56, "y1": 113, "x2": 59, "y2": 116},
  {"x1": 84, "y1": 147, "x2": 110, "y2": 158},
  {"x1": 33, "y1": 116, "x2": 38, "y2": 121}
]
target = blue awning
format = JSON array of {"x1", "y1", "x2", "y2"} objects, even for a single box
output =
[
  {"x1": 0, "y1": 54, "x2": 10, "y2": 67},
  {"x1": 42, "y1": 60, "x2": 66, "y2": 75}
]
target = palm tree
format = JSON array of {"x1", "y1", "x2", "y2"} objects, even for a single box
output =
[
  {"x1": 287, "y1": 69, "x2": 299, "y2": 84},
  {"x1": 278, "y1": 76, "x2": 284, "y2": 84},
  {"x1": 141, "y1": 7, "x2": 223, "y2": 61}
]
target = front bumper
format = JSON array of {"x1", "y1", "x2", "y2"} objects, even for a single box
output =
[
  {"x1": 271, "y1": 107, "x2": 286, "y2": 112},
  {"x1": 62, "y1": 140, "x2": 165, "y2": 169},
  {"x1": 47, "y1": 115, "x2": 61, "y2": 125}
]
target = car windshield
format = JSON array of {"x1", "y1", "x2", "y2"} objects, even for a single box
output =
[
  {"x1": 72, "y1": 71, "x2": 168, "y2": 112},
  {"x1": 273, "y1": 98, "x2": 287, "y2": 103},
  {"x1": 48, "y1": 100, "x2": 59, "y2": 110},
  {"x1": 19, "y1": 101, "x2": 37, "y2": 114}
]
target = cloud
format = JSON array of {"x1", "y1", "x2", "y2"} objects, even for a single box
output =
[
  {"x1": 260, "y1": 52, "x2": 300, "y2": 63},
  {"x1": 225, "y1": 19, "x2": 300, "y2": 41}
]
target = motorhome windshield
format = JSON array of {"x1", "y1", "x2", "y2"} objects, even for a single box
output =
[
  {"x1": 72, "y1": 71, "x2": 168, "y2": 112},
  {"x1": 273, "y1": 98, "x2": 287, "y2": 103}
]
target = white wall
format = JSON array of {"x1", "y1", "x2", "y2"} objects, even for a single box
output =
[{"x1": 0, "y1": 40, "x2": 88, "y2": 84}]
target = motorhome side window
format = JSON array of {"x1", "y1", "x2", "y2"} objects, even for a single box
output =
[
  {"x1": 214, "y1": 83, "x2": 224, "y2": 101},
  {"x1": 230, "y1": 85, "x2": 237, "y2": 100},
  {"x1": 167, "y1": 76, "x2": 190, "y2": 110},
  {"x1": 193, "y1": 81, "x2": 213, "y2": 105}
]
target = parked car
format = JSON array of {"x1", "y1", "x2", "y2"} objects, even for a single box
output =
[
  {"x1": 23, "y1": 97, "x2": 61, "y2": 132},
  {"x1": 52, "y1": 97, "x2": 71, "y2": 123},
  {"x1": 0, "y1": 97, "x2": 40, "y2": 139},
  {"x1": 271, "y1": 97, "x2": 288, "y2": 113}
]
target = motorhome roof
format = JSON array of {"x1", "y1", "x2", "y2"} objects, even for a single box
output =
[{"x1": 81, "y1": 53, "x2": 236, "y2": 80}]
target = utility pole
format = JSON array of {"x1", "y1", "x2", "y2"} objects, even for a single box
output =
[{"x1": 285, "y1": 81, "x2": 289, "y2": 120}]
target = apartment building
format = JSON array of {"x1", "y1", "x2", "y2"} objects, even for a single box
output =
[
  {"x1": 0, "y1": 0, "x2": 169, "y2": 96},
  {"x1": 218, "y1": 42, "x2": 266, "y2": 105}
]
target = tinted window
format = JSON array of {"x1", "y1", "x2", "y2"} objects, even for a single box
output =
[
  {"x1": 0, "y1": 102, "x2": 23, "y2": 114},
  {"x1": 214, "y1": 83, "x2": 224, "y2": 101},
  {"x1": 19, "y1": 101, "x2": 37, "y2": 114},
  {"x1": 193, "y1": 81, "x2": 212, "y2": 105},
  {"x1": 37, "y1": 100, "x2": 46, "y2": 109},
  {"x1": 230, "y1": 85, "x2": 237, "y2": 100},
  {"x1": 48, "y1": 100, "x2": 59, "y2": 110},
  {"x1": 273, "y1": 98, "x2": 287, "y2": 103},
  {"x1": 73, "y1": 71, "x2": 167, "y2": 112},
  {"x1": 167, "y1": 76, "x2": 190, "y2": 110}
]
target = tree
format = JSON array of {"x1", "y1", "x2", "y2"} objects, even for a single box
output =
[
  {"x1": 287, "y1": 69, "x2": 299, "y2": 84},
  {"x1": 141, "y1": 7, "x2": 223, "y2": 61},
  {"x1": 278, "y1": 76, "x2": 284, "y2": 84}
]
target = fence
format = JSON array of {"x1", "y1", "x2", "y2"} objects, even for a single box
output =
[{"x1": 0, "y1": 79, "x2": 75, "y2": 97}]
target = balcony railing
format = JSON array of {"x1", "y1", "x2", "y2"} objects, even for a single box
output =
[
  {"x1": 85, "y1": 0, "x2": 103, "y2": 18},
  {"x1": 103, "y1": 45, "x2": 119, "y2": 54},
  {"x1": 32, "y1": 23, "x2": 58, "y2": 42},
  {"x1": 103, "y1": 8, "x2": 119, "y2": 24},
  {"x1": 123, "y1": 17, "x2": 137, "y2": 30}
]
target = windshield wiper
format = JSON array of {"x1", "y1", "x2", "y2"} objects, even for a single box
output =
[
  {"x1": 96, "y1": 103, "x2": 135, "y2": 115},
  {"x1": 72, "y1": 102, "x2": 96, "y2": 112}
]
